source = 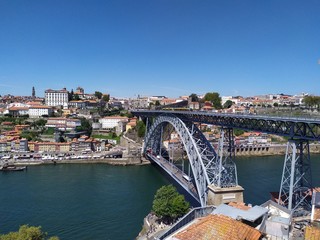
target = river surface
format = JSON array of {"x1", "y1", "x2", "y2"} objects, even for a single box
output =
[{"x1": 1, "y1": 155, "x2": 320, "y2": 239}]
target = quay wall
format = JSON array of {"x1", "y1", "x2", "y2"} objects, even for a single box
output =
[
  {"x1": 235, "y1": 144, "x2": 320, "y2": 156},
  {"x1": 15, "y1": 157, "x2": 145, "y2": 166},
  {"x1": 57, "y1": 157, "x2": 142, "y2": 165}
]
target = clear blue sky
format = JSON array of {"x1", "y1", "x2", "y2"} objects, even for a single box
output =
[{"x1": 0, "y1": 0, "x2": 319, "y2": 98}]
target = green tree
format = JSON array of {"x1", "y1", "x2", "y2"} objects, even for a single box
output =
[
  {"x1": 152, "y1": 185, "x2": 189, "y2": 224},
  {"x1": 155, "y1": 100, "x2": 160, "y2": 106},
  {"x1": 0, "y1": 225, "x2": 59, "y2": 240},
  {"x1": 223, "y1": 100, "x2": 233, "y2": 109},
  {"x1": 68, "y1": 89, "x2": 74, "y2": 101},
  {"x1": 303, "y1": 95, "x2": 320, "y2": 110},
  {"x1": 189, "y1": 93, "x2": 199, "y2": 102},
  {"x1": 136, "y1": 120, "x2": 146, "y2": 138},
  {"x1": 233, "y1": 128, "x2": 245, "y2": 136},
  {"x1": 77, "y1": 117, "x2": 92, "y2": 136},
  {"x1": 102, "y1": 94, "x2": 110, "y2": 102},
  {"x1": 204, "y1": 92, "x2": 222, "y2": 109},
  {"x1": 35, "y1": 119, "x2": 47, "y2": 127},
  {"x1": 94, "y1": 91, "x2": 103, "y2": 99},
  {"x1": 74, "y1": 94, "x2": 80, "y2": 100}
]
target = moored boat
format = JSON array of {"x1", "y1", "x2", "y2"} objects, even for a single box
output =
[{"x1": 0, "y1": 164, "x2": 27, "y2": 171}]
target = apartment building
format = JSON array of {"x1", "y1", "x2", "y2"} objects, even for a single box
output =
[
  {"x1": 45, "y1": 118, "x2": 81, "y2": 130},
  {"x1": 45, "y1": 88, "x2": 69, "y2": 107},
  {"x1": 29, "y1": 106, "x2": 53, "y2": 118},
  {"x1": 99, "y1": 116, "x2": 128, "y2": 129}
]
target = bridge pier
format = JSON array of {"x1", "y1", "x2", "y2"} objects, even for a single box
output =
[
  {"x1": 207, "y1": 185, "x2": 244, "y2": 206},
  {"x1": 278, "y1": 140, "x2": 313, "y2": 213}
]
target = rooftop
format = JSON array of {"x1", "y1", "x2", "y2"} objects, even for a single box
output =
[
  {"x1": 171, "y1": 214, "x2": 261, "y2": 240},
  {"x1": 212, "y1": 203, "x2": 268, "y2": 222}
]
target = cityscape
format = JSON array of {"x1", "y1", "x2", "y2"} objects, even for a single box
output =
[
  {"x1": 1, "y1": 86, "x2": 320, "y2": 239},
  {"x1": 1, "y1": 0, "x2": 320, "y2": 240}
]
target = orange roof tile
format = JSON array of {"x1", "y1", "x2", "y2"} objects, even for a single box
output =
[
  {"x1": 30, "y1": 106, "x2": 52, "y2": 109},
  {"x1": 228, "y1": 202, "x2": 251, "y2": 211},
  {"x1": 305, "y1": 226, "x2": 320, "y2": 240},
  {"x1": 313, "y1": 209, "x2": 320, "y2": 221},
  {"x1": 174, "y1": 214, "x2": 261, "y2": 240},
  {"x1": 102, "y1": 116, "x2": 128, "y2": 119},
  {"x1": 9, "y1": 107, "x2": 29, "y2": 111}
]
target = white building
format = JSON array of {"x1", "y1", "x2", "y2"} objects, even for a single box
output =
[
  {"x1": 29, "y1": 106, "x2": 53, "y2": 118},
  {"x1": 45, "y1": 118, "x2": 81, "y2": 130},
  {"x1": 45, "y1": 88, "x2": 69, "y2": 107},
  {"x1": 99, "y1": 116, "x2": 128, "y2": 129}
]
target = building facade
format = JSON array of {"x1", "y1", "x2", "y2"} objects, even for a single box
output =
[
  {"x1": 45, "y1": 88, "x2": 69, "y2": 107},
  {"x1": 29, "y1": 106, "x2": 53, "y2": 118},
  {"x1": 99, "y1": 116, "x2": 128, "y2": 129}
]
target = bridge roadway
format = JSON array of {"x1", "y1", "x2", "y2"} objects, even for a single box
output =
[
  {"x1": 146, "y1": 152, "x2": 199, "y2": 202},
  {"x1": 132, "y1": 110, "x2": 320, "y2": 141}
]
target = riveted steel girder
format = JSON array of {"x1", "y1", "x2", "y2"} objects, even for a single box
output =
[{"x1": 133, "y1": 110, "x2": 320, "y2": 141}]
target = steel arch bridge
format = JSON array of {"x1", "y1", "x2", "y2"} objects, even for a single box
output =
[
  {"x1": 143, "y1": 114, "x2": 237, "y2": 206},
  {"x1": 133, "y1": 110, "x2": 320, "y2": 211}
]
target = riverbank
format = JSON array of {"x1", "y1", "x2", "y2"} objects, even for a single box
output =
[{"x1": 13, "y1": 157, "x2": 151, "y2": 166}]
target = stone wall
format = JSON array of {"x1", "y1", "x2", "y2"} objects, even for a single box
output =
[{"x1": 235, "y1": 144, "x2": 320, "y2": 156}]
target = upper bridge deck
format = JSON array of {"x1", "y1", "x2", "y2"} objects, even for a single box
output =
[{"x1": 132, "y1": 110, "x2": 320, "y2": 141}]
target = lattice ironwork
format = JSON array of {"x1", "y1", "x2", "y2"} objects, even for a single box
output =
[
  {"x1": 143, "y1": 114, "x2": 238, "y2": 206},
  {"x1": 133, "y1": 110, "x2": 320, "y2": 141},
  {"x1": 278, "y1": 140, "x2": 313, "y2": 212},
  {"x1": 217, "y1": 128, "x2": 238, "y2": 187}
]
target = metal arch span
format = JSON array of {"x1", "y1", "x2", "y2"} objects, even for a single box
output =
[{"x1": 143, "y1": 114, "x2": 237, "y2": 206}]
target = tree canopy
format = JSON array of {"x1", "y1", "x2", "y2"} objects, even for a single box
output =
[
  {"x1": 0, "y1": 225, "x2": 59, "y2": 240},
  {"x1": 223, "y1": 100, "x2": 233, "y2": 109},
  {"x1": 152, "y1": 185, "x2": 190, "y2": 224},
  {"x1": 204, "y1": 92, "x2": 222, "y2": 109},
  {"x1": 75, "y1": 117, "x2": 92, "y2": 136},
  {"x1": 189, "y1": 93, "x2": 199, "y2": 102},
  {"x1": 303, "y1": 95, "x2": 320, "y2": 109},
  {"x1": 94, "y1": 91, "x2": 103, "y2": 99},
  {"x1": 136, "y1": 120, "x2": 146, "y2": 138},
  {"x1": 102, "y1": 94, "x2": 110, "y2": 102}
]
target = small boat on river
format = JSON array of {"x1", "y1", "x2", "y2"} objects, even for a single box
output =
[{"x1": 0, "y1": 163, "x2": 27, "y2": 172}]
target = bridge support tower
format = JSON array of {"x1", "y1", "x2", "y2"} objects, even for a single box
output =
[
  {"x1": 278, "y1": 140, "x2": 313, "y2": 214},
  {"x1": 207, "y1": 127, "x2": 244, "y2": 206}
]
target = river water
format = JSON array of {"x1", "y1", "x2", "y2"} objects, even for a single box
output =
[{"x1": 1, "y1": 155, "x2": 320, "y2": 239}]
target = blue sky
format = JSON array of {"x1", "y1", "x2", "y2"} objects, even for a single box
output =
[{"x1": 0, "y1": 0, "x2": 319, "y2": 98}]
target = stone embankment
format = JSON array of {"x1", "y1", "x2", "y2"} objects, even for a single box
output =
[{"x1": 235, "y1": 144, "x2": 320, "y2": 156}]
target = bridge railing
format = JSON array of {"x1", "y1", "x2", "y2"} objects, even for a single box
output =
[
  {"x1": 133, "y1": 109, "x2": 320, "y2": 123},
  {"x1": 156, "y1": 205, "x2": 216, "y2": 240}
]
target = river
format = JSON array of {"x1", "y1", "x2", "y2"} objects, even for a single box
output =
[{"x1": 1, "y1": 155, "x2": 320, "y2": 239}]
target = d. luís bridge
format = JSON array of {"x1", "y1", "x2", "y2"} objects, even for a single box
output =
[{"x1": 132, "y1": 110, "x2": 320, "y2": 213}]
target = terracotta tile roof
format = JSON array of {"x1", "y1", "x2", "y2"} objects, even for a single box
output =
[
  {"x1": 127, "y1": 122, "x2": 136, "y2": 126},
  {"x1": 29, "y1": 106, "x2": 52, "y2": 109},
  {"x1": 313, "y1": 209, "x2": 320, "y2": 221},
  {"x1": 228, "y1": 202, "x2": 252, "y2": 211},
  {"x1": 27, "y1": 101, "x2": 43, "y2": 105},
  {"x1": 9, "y1": 107, "x2": 29, "y2": 111},
  {"x1": 1, "y1": 122, "x2": 13, "y2": 125},
  {"x1": 173, "y1": 214, "x2": 261, "y2": 240},
  {"x1": 305, "y1": 226, "x2": 320, "y2": 240},
  {"x1": 102, "y1": 116, "x2": 128, "y2": 119}
]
